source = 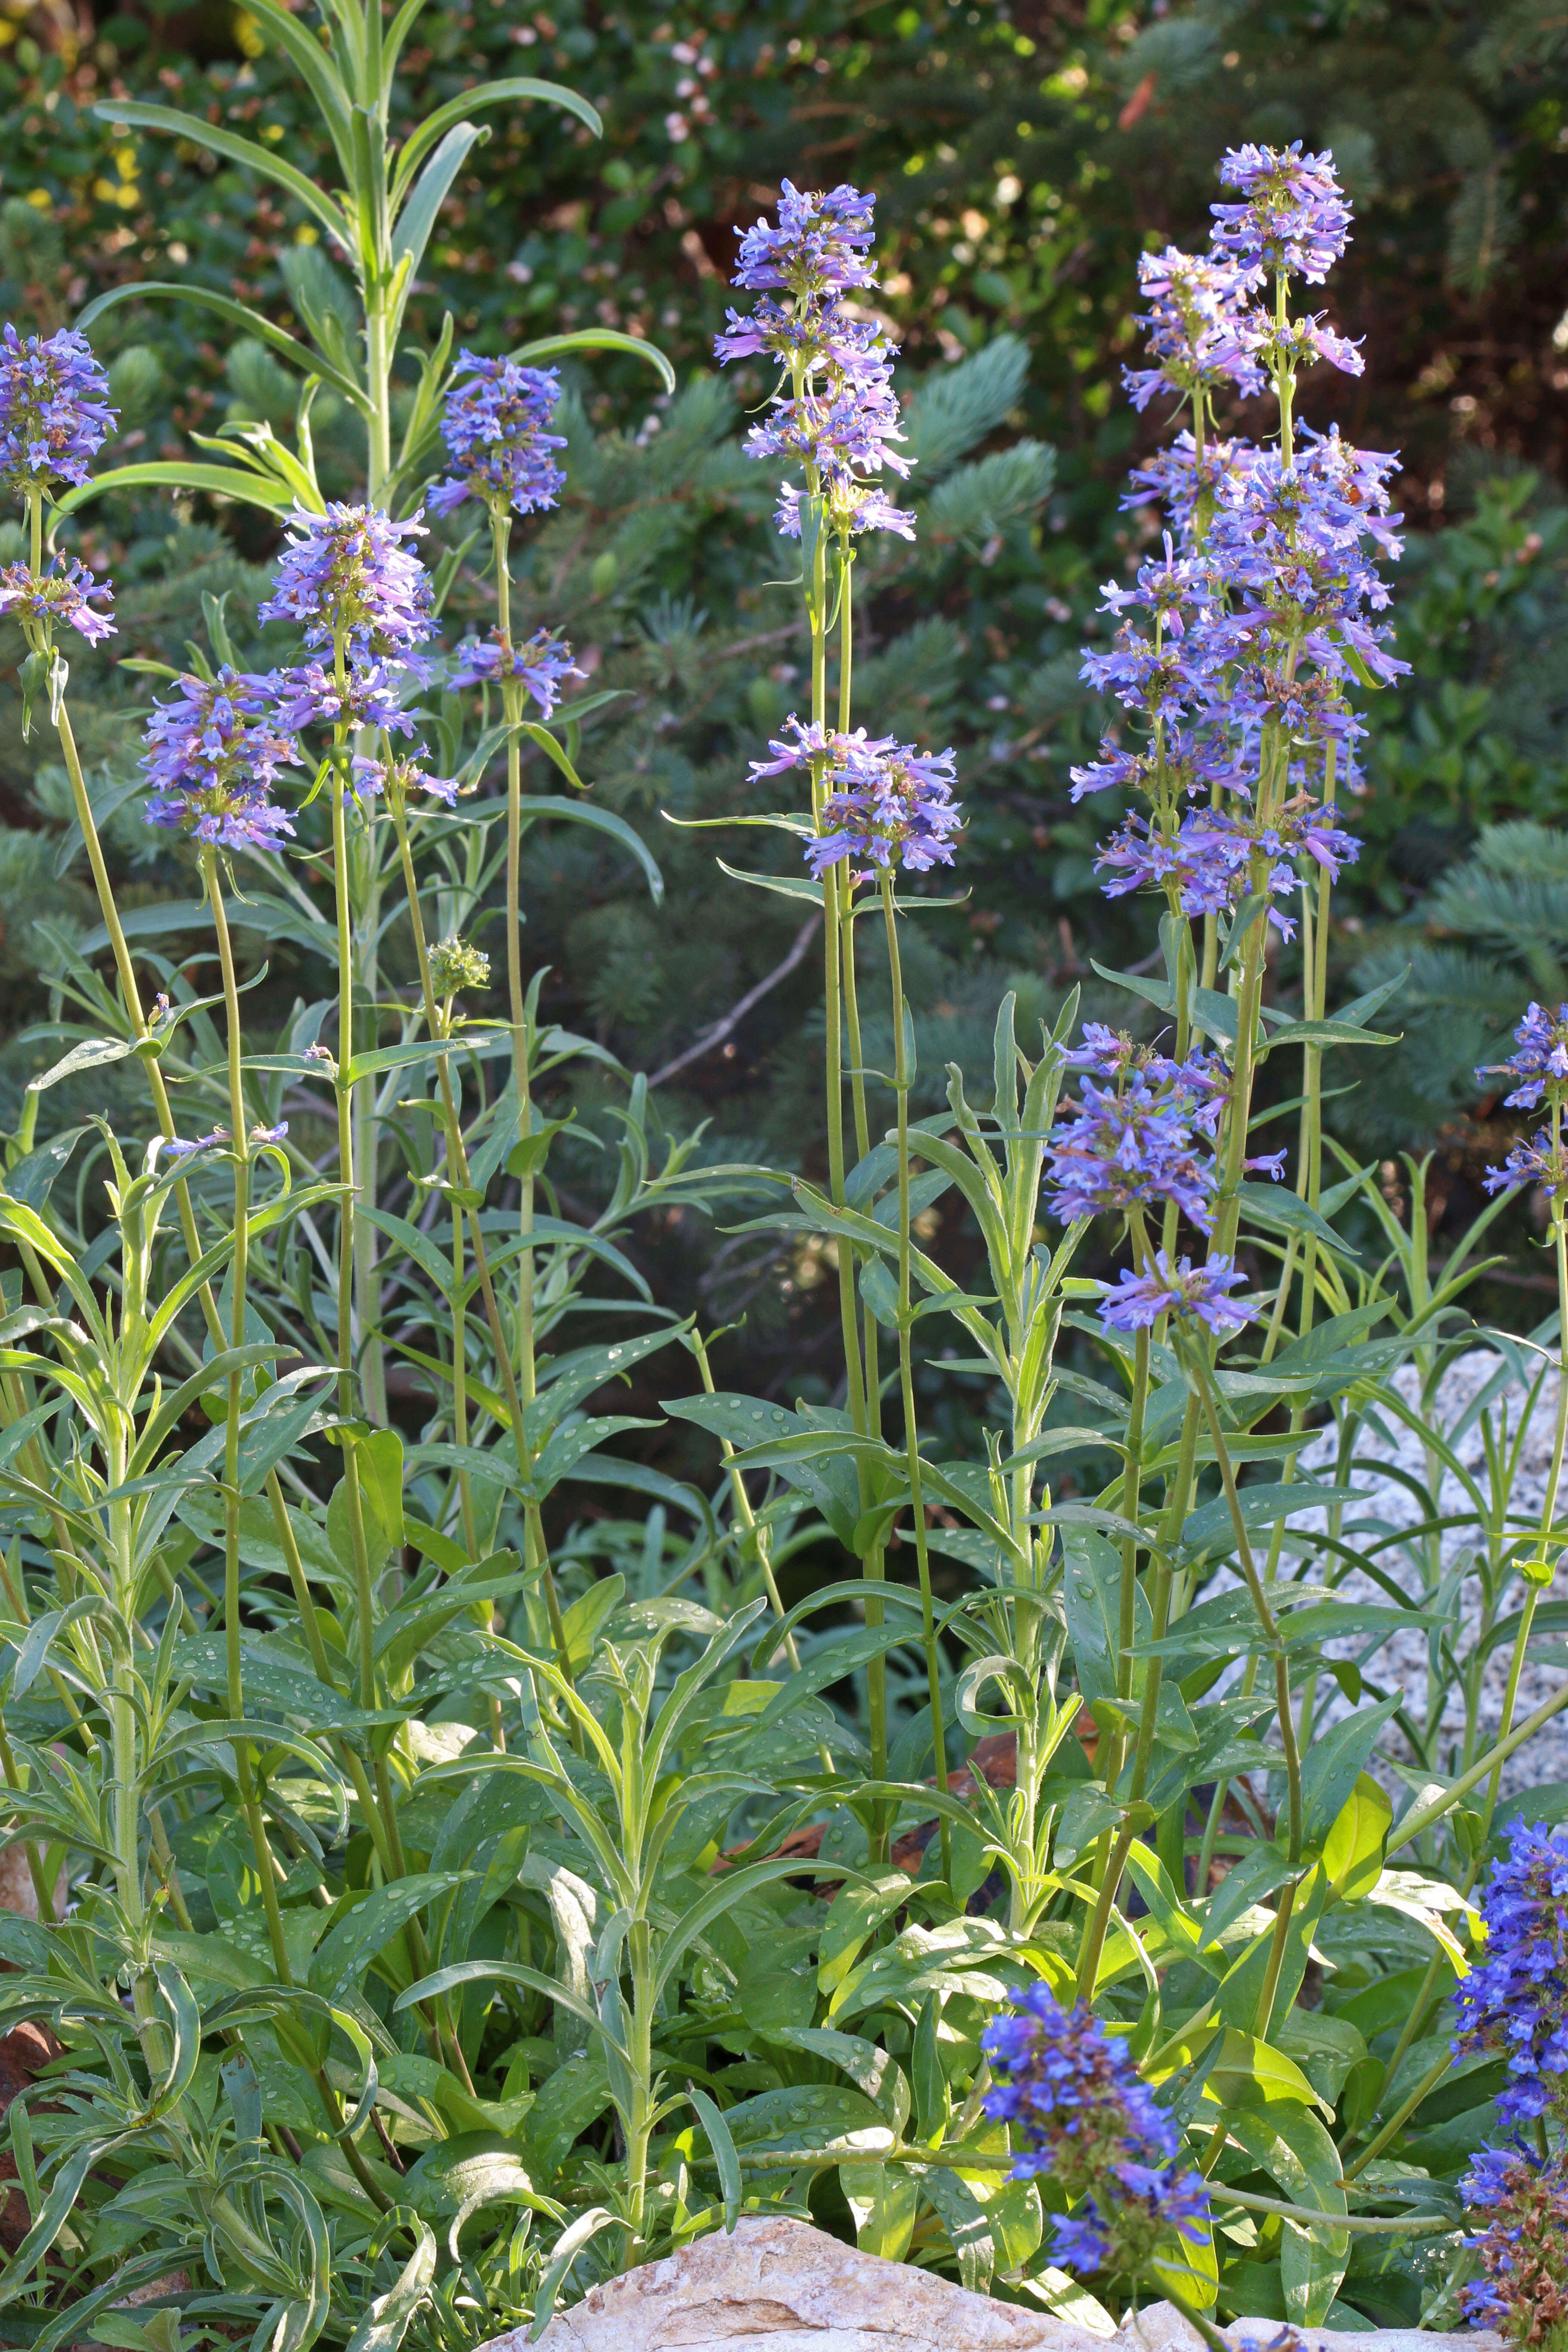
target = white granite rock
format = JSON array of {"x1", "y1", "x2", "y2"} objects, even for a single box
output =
[
  {"x1": 521, "y1": 2214, "x2": 1102, "y2": 2350},
  {"x1": 479, "y1": 2219, "x2": 1500, "y2": 2352},
  {"x1": 1123, "y1": 2300, "x2": 1498, "y2": 2352}
]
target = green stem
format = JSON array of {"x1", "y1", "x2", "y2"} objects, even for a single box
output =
[
  {"x1": 1192, "y1": 1366, "x2": 1303, "y2": 1870},
  {"x1": 881, "y1": 874, "x2": 949, "y2": 1879},
  {"x1": 205, "y1": 848, "x2": 295, "y2": 1991},
  {"x1": 387, "y1": 781, "x2": 576, "y2": 1693},
  {"x1": 1341, "y1": 2047, "x2": 1452, "y2": 2183}
]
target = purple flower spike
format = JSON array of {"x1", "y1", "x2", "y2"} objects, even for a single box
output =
[
  {"x1": 1457, "y1": 2143, "x2": 1568, "y2": 2339},
  {"x1": 1211, "y1": 142, "x2": 1354, "y2": 282},
  {"x1": 141, "y1": 665, "x2": 303, "y2": 851},
  {"x1": 0, "y1": 323, "x2": 116, "y2": 494},
  {"x1": 450, "y1": 625, "x2": 583, "y2": 718},
  {"x1": 429, "y1": 352, "x2": 567, "y2": 518},
  {"x1": 0, "y1": 555, "x2": 115, "y2": 644},
  {"x1": 980, "y1": 1984, "x2": 1210, "y2": 2279},
  {"x1": 1122, "y1": 243, "x2": 1266, "y2": 414},
  {"x1": 258, "y1": 503, "x2": 434, "y2": 659},
  {"x1": 731, "y1": 180, "x2": 878, "y2": 297},
  {"x1": 1477, "y1": 1001, "x2": 1568, "y2": 1113},
  {"x1": 1097, "y1": 1250, "x2": 1254, "y2": 1337},
  {"x1": 1452, "y1": 1818, "x2": 1568, "y2": 2126},
  {"x1": 719, "y1": 181, "x2": 914, "y2": 545}
]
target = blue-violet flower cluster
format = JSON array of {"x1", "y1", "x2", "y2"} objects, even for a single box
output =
[
  {"x1": 0, "y1": 324, "x2": 116, "y2": 494},
  {"x1": 429, "y1": 353, "x2": 566, "y2": 518},
  {"x1": 982, "y1": 1985, "x2": 1210, "y2": 2277},
  {"x1": 1452, "y1": 1818, "x2": 1568, "y2": 2127},
  {"x1": 141, "y1": 667, "x2": 304, "y2": 852},
  {"x1": 1458, "y1": 2143, "x2": 1568, "y2": 2346},
  {"x1": 751, "y1": 718, "x2": 961, "y2": 876}
]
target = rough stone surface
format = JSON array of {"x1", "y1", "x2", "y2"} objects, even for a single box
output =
[
  {"x1": 1124, "y1": 2303, "x2": 1500, "y2": 2352},
  {"x1": 521, "y1": 2218, "x2": 1124, "y2": 2352},
  {"x1": 490, "y1": 2220, "x2": 1501, "y2": 2352}
]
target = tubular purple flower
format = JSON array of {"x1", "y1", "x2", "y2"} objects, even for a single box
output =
[
  {"x1": 0, "y1": 555, "x2": 115, "y2": 644},
  {"x1": 1211, "y1": 142, "x2": 1354, "y2": 282},
  {"x1": 272, "y1": 658, "x2": 420, "y2": 737},
  {"x1": 1477, "y1": 1002, "x2": 1568, "y2": 1112},
  {"x1": 730, "y1": 180, "x2": 878, "y2": 296},
  {"x1": 805, "y1": 738, "x2": 962, "y2": 877},
  {"x1": 0, "y1": 323, "x2": 116, "y2": 495},
  {"x1": 257, "y1": 503, "x2": 434, "y2": 657},
  {"x1": 1122, "y1": 243, "x2": 1266, "y2": 413},
  {"x1": 450, "y1": 626, "x2": 583, "y2": 717},
  {"x1": 1097, "y1": 1250, "x2": 1254, "y2": 1336},
  {"x1": 980, "y1": 1985, "x2": 1210, "y2": 2278},
  {"x1": 429, "y1": 352, "x2": 567, "y2": 517},
  {"x1": 141, "y1": 665, "x2": 303, "y2": 850}
]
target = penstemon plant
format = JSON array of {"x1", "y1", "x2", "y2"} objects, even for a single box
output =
[{"x1": 0, "y1": 39, "x2": 1565, "y2": 2352}]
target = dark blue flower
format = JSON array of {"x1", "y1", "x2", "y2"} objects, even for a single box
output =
[
  {"x1": 980, "y1": 1985, "x2": 1210, "y2": 2280},
  {"x1": 1452, "y1": 1817, "x2": 1568, "y2": 2126}
]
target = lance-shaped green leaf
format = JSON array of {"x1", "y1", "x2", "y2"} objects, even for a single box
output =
[
  {"x1": 76, "y1": 280, "x2": 366, "y2": 409},
  {"x1": 391, "y1": 120, "x2": 486, "y2": 298},
  {"x1": 95, "y1": 101, "x2": 349, "y2": 240},
  {"x1": 517, "y1": 790, "x2": 664, "y2": 901},
  {"x1": 393, "y1": 77, "x2": 602, "y2": 201},
  {"x1": 508, "y1": 325, "x2": 677, "y2": 392},
  {"x1": 54, "y1": 460, "x2": 302, "y2": 522}
]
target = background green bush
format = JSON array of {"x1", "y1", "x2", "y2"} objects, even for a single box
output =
[{"x1": 2, "y1": 0, "x2": 1566, "y2": 1364}]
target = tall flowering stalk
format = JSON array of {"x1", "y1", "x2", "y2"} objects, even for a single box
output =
[
  {"x1": 1064, "y1": 147, "x2": 1408, "y2": 1956},
  {"x1": 436, "y1": 350, "x2": 581, "y2": 1658},
  {"x1": 720, "y1": 183, "x2": 936, "y2": 1814},
  {"x1": 983, "y1": 1987, "x2": 1211, "y2": 2290}
]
